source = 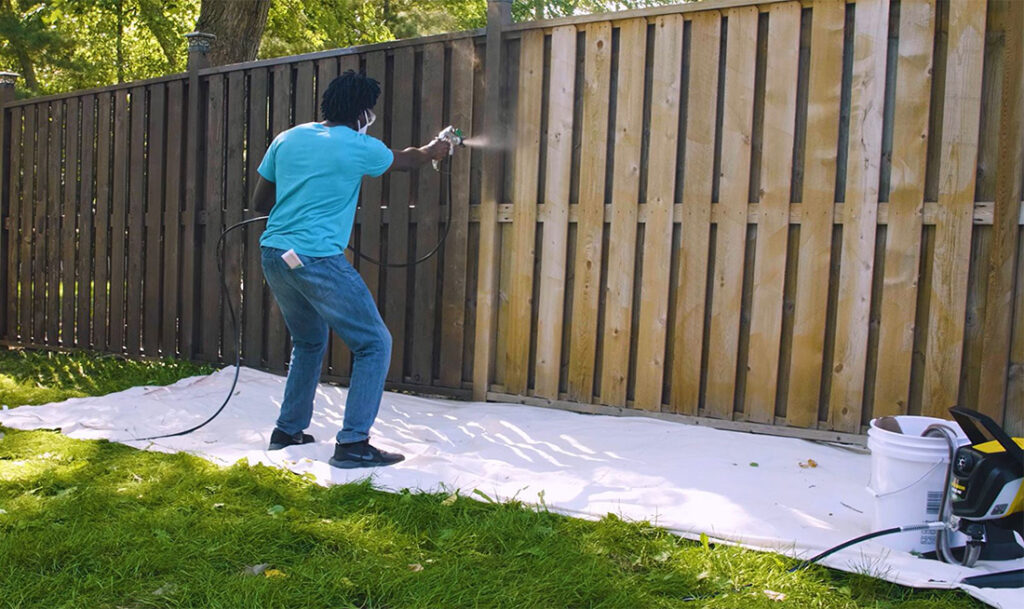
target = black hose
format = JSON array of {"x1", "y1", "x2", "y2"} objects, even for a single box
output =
[
  {"x1": 788, "y1": 523, "x2": 944, "y2": 572},
  {"x1": 130, "y1": 165, "x2": 455, "y2": 442}
]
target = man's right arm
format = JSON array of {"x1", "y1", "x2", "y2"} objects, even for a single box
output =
[{"x1": 389, "y1": 139, "x2": 450, "y2": 172}]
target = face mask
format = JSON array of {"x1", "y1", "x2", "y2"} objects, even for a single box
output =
[{"x1": 358, "y1": 110, "x2": 376, "y2": 135}]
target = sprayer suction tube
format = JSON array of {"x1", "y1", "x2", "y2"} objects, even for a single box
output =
[{"x1": 130, "y1": 160, "x2": 456, "y2": 442}]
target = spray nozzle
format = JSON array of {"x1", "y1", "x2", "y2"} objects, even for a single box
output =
[{"x1": 433, "y1": 125, "x2": 465, "y2": 171}]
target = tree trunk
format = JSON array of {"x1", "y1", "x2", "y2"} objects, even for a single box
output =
[
  {"x1": 195, "y1": 0, "x2": 272, "y2": 67},
  {"x1": 0, "y1": 0, "x2": 37, "y2": 90}
]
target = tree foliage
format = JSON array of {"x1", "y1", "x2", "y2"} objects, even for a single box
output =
[{"x1": 1, "y1": 0, "x2": 688, "y2": 97}]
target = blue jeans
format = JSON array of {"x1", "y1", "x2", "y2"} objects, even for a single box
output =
[{"x1": 261, "y1": 246, "x2": 392, "y2": 445}]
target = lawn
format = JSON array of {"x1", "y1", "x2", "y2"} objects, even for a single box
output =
[{"x1": 0, "y1": 348, "x2": 984, "y2": 608}]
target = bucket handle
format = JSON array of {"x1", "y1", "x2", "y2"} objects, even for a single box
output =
[{"x1": 867, "y1": 459, "x2": 947, "y2": 499}]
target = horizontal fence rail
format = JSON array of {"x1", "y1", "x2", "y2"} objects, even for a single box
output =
[{"x1": 1, "y1": 0, "x2": 1021, "y2": 439}]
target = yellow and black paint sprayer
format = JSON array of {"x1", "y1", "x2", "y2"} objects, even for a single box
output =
[{"x1": 794, "y1": 407, "x2": 1023, "y2": 588}]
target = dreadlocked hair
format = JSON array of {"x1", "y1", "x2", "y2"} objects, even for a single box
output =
[{"x1": 321, "y1": 70, "x2": 381, "y2": 125}]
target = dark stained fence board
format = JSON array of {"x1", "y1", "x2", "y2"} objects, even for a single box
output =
[
  {"x1": 45, "y1": 101, "x2": 61, "y2": 345},
  {"x1": 244, "y1": 68, "x2": 269, "y2": 367},
  {"x1": 6, "y1": 108, "x2": 22, "y2": 341},
  {"x1": 162, "y1": 82, "x2": 185, "y2": 357},
  {"x1": 385, "y1": 47, "x2": 415, "y2": 383},
  {"x1": 109, "y1": 91, "x2": 130, "y2": 353},
  {"x1": 201, "y1": 75, "x2": 226, "y2": 362},
  {"x1": 266, "y1": 64, "x2": 291, "y2": 372},
  {"x1": 93, "y1": 94, "x2": 113, "y2": 351},
  {"x1": 295, "y1": 61, "x2": 315, "y2": 124},
  {"x1": 316, "y1": 58, "x2": 339, "y2": 122},
  {"x1": 439, "y1": 39, "x2": 476, "y2": 388},
  {"x1": 17, "y1": 105, "x2": 33, "y2": 342},
  {"x1": 356, "y1": 51, "x2": 386, "y2": 381},
  {"x1": 76, "y1": 96, "x2": 96, "y2": 348},
  {"x1": 144, "y1": 84, "x2": 166, "y2": 354},
  {"x1": 411, "y1": 43, "x2": 445, "y2": 385},
  {"x1": 126, "y1": 86, "x2": 147, "y2": 355},
  {"x1": 61, "y1": 97, "x2": 80, "y2": 346},
  {"x1": 32, "y1": 103, "x2": 49, "y2": 343},
  {"x1": 222, "y1": 72, "x2": 245, "y2": 364}
]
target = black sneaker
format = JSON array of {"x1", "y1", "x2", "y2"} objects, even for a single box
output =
[
  {"x1": 268, "y1": 428, "x2": 316, "y2": 450},
  {"x1": 328, "y1": 440, "x2": 405, "y2": 469}
]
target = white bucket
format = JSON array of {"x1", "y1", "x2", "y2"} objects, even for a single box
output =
[{"x1": 867, "y1": 416, "x2": 969, "y2": 554}]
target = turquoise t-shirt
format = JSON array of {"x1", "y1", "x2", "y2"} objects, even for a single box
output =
[{"x1": 257, "y1": 122, "x2": 394, "y2": 256}]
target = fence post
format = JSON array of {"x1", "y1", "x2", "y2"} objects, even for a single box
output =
[
  {"x1": 180, "y1": 33, "x2": 215, "y2": 359},
  {"x1": 0, "y1": 72, "x2": 18, "y2": 344},
  {"x1": 472, "y1": 0, "x2": 512, "y2": 401}
]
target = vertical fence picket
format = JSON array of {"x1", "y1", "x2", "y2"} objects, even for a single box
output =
[
  {"x1": 977, "y1": 0, "x2": 1024, "y2": 420},
  {"x1": 561, "y1": 24, "x2": 602, "y2": 403},
  {"x1": 45, "y1": 101, "x2": 61, "y2": 345},
  {"x1": 922, "y1": 0, "x2": 987, "y2": 418},
  {"x1": 76, "y1": 96, "x2": 95, "y2": 348},
  {"x1": 385, "y1": 47, "x2": 415, "y2": 383},
  {"x1": 828, "y1": 0, "x2": 890, "y2": 433},
  {"x1": 874, "y1": 0, "x2": 935, "y2": 418},
  {"x1": 144, "y1": 85, "x2": 166, "y2": 354},
  {"x1": 440, "y1": 39, "x2": 476, "y2": 389},
  {"x1": 61, "y1": 98, "x2": 79, "y2": 346},
  {"x1": 675, "y1": 10, "x2": 726, "y2": 416},
  {"x1": 201, "y1": 75, "x2": 226, "y2": 362},
  {"x1": 222, "y1": 72, "x2": 245, "y2": 364},
  {"x1": 786, "y1": 0, "x2": 845, "y2": 429},
  {"x1": 109, "y1": 91, "x2": 129, "y2": 353},
  {"x1": 410, "y1": 43, "x2": 445, "y2": 386},
  {"x1": 358, "y1": 52, "x2": 386, "y2": 314},
  {"x1": 6, "y1": 108, "x2": 22, "y2": 341},
  {"x1": 535, "y1": 25, "x2": 579, "y2": 400},
  {"x1": 505, "y1": 29, "x2": 545, "y2": 396},
  {"x1": 126, "y1": 86, "x2": 146, "y2": 355},
  {"x1": 634, "y1": 15, "x2": 684, "y2": 411},
  {"x1": 744, "y1": 2, "x2": 801, "y2": 424},
  {"x1": 32, "y1": 104, "x2": 48, "y2": 344},
  {"x1": 17, "y1": 105, "x2": 33, "y2": 342},
  {"x1": 162, "y1": 82, "x2": 184, "y2": 357},
  {"x1": 266, "y1": 64, "x2": 291, "y2": 372},
  {"x1": 93, "y1": 94, "x2": 113, "y2": 351},
  {"x1": 244, "y1": 69, "x2": 269, "y2": 367},
  {"x1": 600, "y1": 19, "x2": 646, "y2": 407}
]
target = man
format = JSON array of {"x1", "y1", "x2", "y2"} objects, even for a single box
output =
[{"x1": 249, "y1": 70, "x2": 450, "y2": 469}]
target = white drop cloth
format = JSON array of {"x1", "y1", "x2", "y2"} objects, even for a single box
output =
[{"x1": 0, "y1": 367, "x2": 1020, "y2": 608}]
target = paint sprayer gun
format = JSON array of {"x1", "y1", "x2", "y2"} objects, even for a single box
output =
[{"x1": 432, "y1": 125, "x2": 464, "y2": 171}]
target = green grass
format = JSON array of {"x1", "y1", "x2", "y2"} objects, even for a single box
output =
[
  {"x1": 0, "y1": 349, "x2": 983, "y2": 608},
  {"x1": 0, "y1": 348, "x2": 214, "y2": 407}
]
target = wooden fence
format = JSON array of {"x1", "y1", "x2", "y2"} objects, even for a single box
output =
[{"x1": 1, "y1": 0, "x2": 1021, "y2": 441}]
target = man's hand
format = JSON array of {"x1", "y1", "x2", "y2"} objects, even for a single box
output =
[{"x1": 424, "y1": 138, "x2": 451, "y2": 161}]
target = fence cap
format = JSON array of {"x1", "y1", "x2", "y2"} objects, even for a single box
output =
[
  {"x1": 0, "y1": 72, "x2": 19, "y2": 86},
  {"x1": 185, "y1": 31, "x2": 217, "y2": 53}
]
